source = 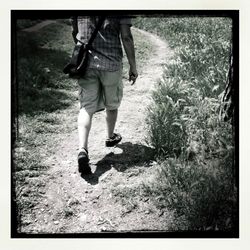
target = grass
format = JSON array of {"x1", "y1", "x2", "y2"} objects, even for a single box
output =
[
  {"x1": 16, "y1": 19, "x2": 42, "y2": 30},
  {"x1": 16, "y1": 22, "x2": 77, "y2": 115},
  {"x1": 13, "y1": 20, "x2": 78, "y2": 232},
  {"x1": 133, "y1": 17, "x2": 237, "y2": 232}
]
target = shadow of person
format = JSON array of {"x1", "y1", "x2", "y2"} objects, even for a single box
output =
[
  {"x1": 80, "y1": 142, "x2": 155, "y2": 185},
  {"x1": 80, "y1": 169, "x2": 99, "y2": 185}
]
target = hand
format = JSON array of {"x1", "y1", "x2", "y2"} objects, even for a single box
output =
[{"x1": 129, "y1": 68, "x2": 138, "y2": 85}]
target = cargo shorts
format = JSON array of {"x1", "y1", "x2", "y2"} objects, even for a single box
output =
[{"x1": 78, "y1": 68, "x2": 123, "y2": 114}]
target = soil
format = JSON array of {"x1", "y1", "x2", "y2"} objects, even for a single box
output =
[{"x1": 20, "y1": 23, "x2": 175, "y2": 234}]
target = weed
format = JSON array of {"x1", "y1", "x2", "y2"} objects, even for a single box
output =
[{"x1": 135, "y1": 16, "x2": 237, "y2": 231}]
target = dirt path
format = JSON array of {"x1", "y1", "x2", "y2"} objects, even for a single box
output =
[{"x1": 22, "y1": 24, "x2": 175, "y2": 233}]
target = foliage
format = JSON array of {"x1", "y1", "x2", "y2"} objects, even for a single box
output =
[
  {"x1": 135, "y1": 16, "x2": 237, "y2": 232},
  {"x1": 16, "y1": 19, "x2": 42, "y2": 30},
  {"x1": 146, "y1": 154, "x2": 237, "y2": 231},
  {"x1": 16, "y1": 22, "x2": 76, "y2": 115},
  {"x1": 13, "y1": 20, "x2": 78, "y2": 231},
  {"x1": 146, "y1": 78, "x2": 191, "y2": 157},
  {"x1": 135, "y1": 17, "x2": 232, "y2": 98}
]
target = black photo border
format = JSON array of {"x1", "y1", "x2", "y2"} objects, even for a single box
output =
[{"x1": 11, "y1": 9, "x2": 239, "y2": 239}]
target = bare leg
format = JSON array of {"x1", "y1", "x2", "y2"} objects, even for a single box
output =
[
  {"x1": 106, "y1": 109, "x2": 118, "y2": 138},
  {"x1": 78, "y1": 108, "x2": 93, "y2": 151}
]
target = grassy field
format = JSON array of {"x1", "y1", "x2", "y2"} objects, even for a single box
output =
[{"x1": 134, "y1": 17, "x2": 237, "y2": 232}]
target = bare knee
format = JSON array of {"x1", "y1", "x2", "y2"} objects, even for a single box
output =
[{"x1": 78, "y1": 108, "x2": 93, "y2": 127}]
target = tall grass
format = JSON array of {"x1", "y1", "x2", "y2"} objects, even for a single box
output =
[{"x1": 135, "y1": 17, "x2": 237, "y2": 232}]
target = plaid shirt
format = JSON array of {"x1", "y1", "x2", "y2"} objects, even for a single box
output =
[{"x1": 75, "y1": 17, "x2": 132, "y2": 71}]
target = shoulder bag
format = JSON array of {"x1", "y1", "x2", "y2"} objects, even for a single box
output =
[{"x1": 63, "y1": 16, "x2": 105, "y2": 78}]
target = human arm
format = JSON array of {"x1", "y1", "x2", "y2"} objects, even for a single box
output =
[{"x1": 120, "y1": 24, "x2": 138, "y2": 85}]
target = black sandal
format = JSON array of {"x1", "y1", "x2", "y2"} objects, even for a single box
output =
[
  {"x1": 105, "y1": 133, "x2": 122, "y2": 147},
  {"x1": 78, "y1": 148, "x2": 91, "y2": 174}
]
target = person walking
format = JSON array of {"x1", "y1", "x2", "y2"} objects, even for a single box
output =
[{"x1": 71, "y1": 16, "x2": 138, "y2": 174}]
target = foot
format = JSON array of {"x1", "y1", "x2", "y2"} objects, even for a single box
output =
[
  {"x1": 78, "y1": 148, "x2": 91, "y2": 174},
  {"x1": 105, "y1": 133, "x2": 122, "y2": 147}
]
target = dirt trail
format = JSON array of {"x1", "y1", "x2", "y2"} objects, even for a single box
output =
[{"x1": 22, "y1": 25, "x2": 175, "y2": 233}]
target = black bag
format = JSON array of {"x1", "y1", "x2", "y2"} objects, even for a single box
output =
[
  {"x1": 63, "y1": 17, "x2": 105, "y2": 78},
  {"x1": 63, "y1": 43, "x2": 89, "y2": 78}
]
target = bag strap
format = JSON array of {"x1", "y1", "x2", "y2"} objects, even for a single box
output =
[
  {"x1": 75, "y1": 16, "x2": 105, "y2": 47},
  {"x1": 87, "y1": 16, "x2": 106, "y2": 46}
]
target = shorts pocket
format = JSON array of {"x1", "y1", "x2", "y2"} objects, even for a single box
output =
[{"x1": 117, "y1": 84, "x2": 123, "y2": 104}]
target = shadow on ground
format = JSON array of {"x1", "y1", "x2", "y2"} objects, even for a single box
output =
[
  {"x1": 81, "y1": 142, "x2": 155, "y2": 185},
  {"x1": 15, "y1": 33, "x2": 75, "y2": 116}
]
